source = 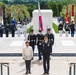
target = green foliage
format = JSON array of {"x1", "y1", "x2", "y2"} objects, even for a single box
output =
[
  {"x1": 0, "y1": 2, "x2": 5, "y2": 7},
  {"x1": 53, "y1": 23, "x2": 59, "y2": 33},
  {"x1": 40, "y1": 1, "x2": 48, "y2": 9},
  {"x1": 48, "y1": 1, "x2": 63, "y2": 16},
  {"x1": 27, "y1": 5, "x2": 37, "y2": 17},
  {"x1": 8, "y1": 5, "x2": 30, "y2": 22},
  {"x1": 27, "y1": 26, "x2": 33, "y2": 33}
]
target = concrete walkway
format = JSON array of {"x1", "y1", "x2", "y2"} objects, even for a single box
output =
[{"x1": 0, "y1": 34, "x2": 76, "y2": 75}]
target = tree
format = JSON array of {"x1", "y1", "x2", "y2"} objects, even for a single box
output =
[
  {"x1": 40, "y1": 1, "x2": 48, "y2": 9},
  {"x1": 0, "y1": 2, "x2": 6, "y2": 25},
  {"x1": 8, "y1": 4, "x2": 30, "y2": 22},
  {"x1": 48, "y1": 1, "x2": 59, "y2": 16},
  {"x1": 57, "y1": 2, "x2": 63, "y2": 16},
  {"x1": 27, "y1": 5, "x2": 37, "y2": 17}
]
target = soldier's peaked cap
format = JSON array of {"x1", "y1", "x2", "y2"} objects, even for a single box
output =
[
  {"x1": 38, "y1": 30, "x2": 42, "y2": 32},
  {"x1": 47, "y1": 28, "x2": 51, "y2": 31}
]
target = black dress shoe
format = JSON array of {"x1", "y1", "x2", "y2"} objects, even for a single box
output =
[
  {"x1": 29, "y1": 72, "x2": 31, "y2": 74},
  {"x1": 43, "y1": 72, "x2": 46, "y2": 74},
  {"x1": 47, "y1": 72, "x2": 49, "y2": 74},
  {"x1": 25, "y1": 72, "x2": 28, "y2": 74}
]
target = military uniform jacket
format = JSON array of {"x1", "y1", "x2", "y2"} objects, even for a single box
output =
[
  {"x1": 28, "y1": 34, "x2": 36, "y2": 46},
  {"x1": 45, "y1": 33, "x2": 54, "y2": 45},
  {"x1": 41, "y1": 42, "x2": 52, "y2": 57},
  {"x1": 36, "y1": 34, "x2": 44, "y2": 46},
  {"x1": 58, "y1": 24, "x2": 63, "y2": 30},
  {"x1": 65, "y1": 25, "x2": 69, "y2": 31}
]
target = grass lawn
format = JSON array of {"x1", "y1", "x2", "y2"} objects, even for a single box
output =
[
  {"x1": 52, "y1": 23, "x2": 59, "y2": 33},
  {"x1": 27, "y1": 26, "x2": 33, "y2": 33}
]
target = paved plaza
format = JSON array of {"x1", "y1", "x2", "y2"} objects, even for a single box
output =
[{"x1": 0, "y1": 34, "x2": 76, "y2": 75}]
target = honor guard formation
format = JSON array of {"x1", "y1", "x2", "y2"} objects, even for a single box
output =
[
  {"x1": 58, "y1": 21, "x2": 76, "y2": 37},
  {"x1": 22, "y1": 28, "x2": 54, "y2": 74}
]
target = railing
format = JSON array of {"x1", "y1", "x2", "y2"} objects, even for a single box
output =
[
  {"x1": 0, "y1": 63, "x2": 9, "y2": 75},
  {"x1": 69, "y1": 63, "x2": 76, "y2": 75}
]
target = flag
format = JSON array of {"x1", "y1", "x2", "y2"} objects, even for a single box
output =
[
  {"x1": 38, "y1": 1, "x2": 43, "y2": 31},
  {"x1": 65, "y1": 4, "x2": 69, "y2": 23},
  {"x1": 72, "y1": 4, "x2": 74, "y2": 17}
]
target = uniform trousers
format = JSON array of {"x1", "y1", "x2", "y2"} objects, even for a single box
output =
[
  {"x1": 59, "y1": 30, "x2": 62, "y2": 37},
  {"x1": 65, "y1": 31, "x2": 69, "y2": 37},
  {"x1": 37, "y1": 45, "x2": 42, "y2": 60},
  {"x1": 12, "y1": 31, "x2": 15, "y2": 37},
  {"x1": 24, "y1": 31, "x2": 27, "y2": 37},
  {"x1": 0, "y1": 29, "x2": 3, "y2": 37},
  {"x1": 25, "y1": 60, "x2": 31, "y2": 73},
  {"x1": 6, "y1": 31, "x2": 8, "y2": 37},
  {"x1": 43, "y1": 56, "x2": 50, "y2": 73},
  {"x1": 30, "y1": 45, "x2": 35, "y2": 53},
  {"x1": 71, "y1": 31, "x2": 74, "y2": 37},
  {"x1": 17, "y1": 30, "x2": 21, "y2": 37}
]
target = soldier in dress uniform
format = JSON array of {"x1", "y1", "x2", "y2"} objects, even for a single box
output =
[
  {"x1": 41, "y1": 36, "x2": 52, "y2": 74},
  {"x1": 58, "y1": 21, "x2": 63, "y2": 37},
  {"x1": 70, "y1": 21, "x2": 75, "y2": 37},
  {"x1": 0, "y1": 23, "x2": 3, "y2": 37},
  {"x1": 22, "y1": 22, "x2": 27, "y2": 37},
  {"x1": 5, "y1": 23, "x2": 9, "y2": 37},
  {"x1": 27, "y1": 29, "x2": 36, "y2": 53},
  {"x1": 16, "y1": 22, "x2": 21, "y2": 37},
  {"x1": 36, "y1": 30, "x2": 44, "y2": 60},
  {"x1": 65, "y1": 23, "x2": 70, "y2": 37},
  {"x1": 10, "y1": 23, "x2": 16, "y2": 37},
  {"x1": 45, "y1": 28, "x2": 54, "y2": 53}
]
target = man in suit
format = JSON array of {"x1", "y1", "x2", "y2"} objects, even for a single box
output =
[
  {"x1": 41, "y1": 36, "x2": 52, "y2": 74},
  {"x1": 36, "y1": 30, "x2": 44, "y2": 60}
]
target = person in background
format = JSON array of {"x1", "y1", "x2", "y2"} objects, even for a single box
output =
[
  {"x1": 5, "y1": 23, "x2": 9, "y2": 37},
  {"x1": 58, "y1": 21, "x2": 63, "y2": 37},
  {"x1": 36, "y1": 30, "x2": 44, "y2": 60},
  {"x1": 41, "y1": 36, "x2": 52, "y2": 74},
  {"x1": 10, "y1": 23, "x2": 16, "y2": 37},
  {"x1": 0, "y1": 23, "x2": 3, "y2": 37},
  {"x1": 22, "y1": 22, "x2": 27, "y2": 37},
  {"x1": 65, "y1": 23, "x2": 70, "y2": 37},
  {"x1": 16, "y1": 22, "x2": 21, "y2": 37},
  {"x1": 70, "y1": 21, "x2": 75, "y2": 37},
  {"x1": 22, "y1": 41, "x2": 33, "y2": 74}
]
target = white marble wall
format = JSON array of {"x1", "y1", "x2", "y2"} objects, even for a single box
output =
[{"x1": 32, "y1": 10, "x2": 53, "y2": 34}]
